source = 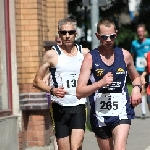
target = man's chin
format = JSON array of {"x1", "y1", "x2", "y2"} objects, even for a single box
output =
[
  {"x1": 64, "y1": 42, "x2": 73, "y2": 46},
  {"x1": 105, "y1": 45, "x2": 113, "y2": 50}
]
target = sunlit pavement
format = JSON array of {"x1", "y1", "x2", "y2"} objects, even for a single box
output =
[
  {"x1": 26, "y1": 103, "x2": 150, "y2": 150},
  {"x1": 83, "y1": 103, "x2": 150, "y2": 150}
]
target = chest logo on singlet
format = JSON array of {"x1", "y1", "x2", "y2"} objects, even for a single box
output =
[
  {"x1": 116, "y1": 68, "x2": 125, "y2": 74},
  {"x1": 96, "y1": 69, "x2": 104, "y2": 76},
  {"x1": 95, "y1": 64, "x2": 100, "y2": 66}
]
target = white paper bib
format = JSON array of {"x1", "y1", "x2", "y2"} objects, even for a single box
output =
[
  {"x1": 61, "y1": 72, "x2": 79, "y2": 95},
  {"x1": 136, "y1": 57, "x2": 146, "y2": 68},
  {"x1": 95, "y1": 93, "x2": 122, "y2": 116}
]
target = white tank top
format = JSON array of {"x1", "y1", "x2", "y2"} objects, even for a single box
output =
[{"x1": 50, "y1": 44, "x2": 86, "y2": 106}]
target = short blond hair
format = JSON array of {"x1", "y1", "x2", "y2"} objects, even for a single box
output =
[
  {"x1": 97, "y1": 18, "x2": 116, "y2": 33},
  {"x1": 137, "y1": 24, "x2": 146, "y2": 30}
]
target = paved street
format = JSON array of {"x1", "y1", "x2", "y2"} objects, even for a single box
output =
[
  {"x1": 83, "y1": 104, "x2": 150, "y2": 150},
  {"x1": 26, "y1": 103, "x2": 150, "y2": 150}
]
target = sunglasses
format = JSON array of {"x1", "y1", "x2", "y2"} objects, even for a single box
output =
[
  {"x1": 99, "y1": 33, "x2": 116, "y2": 40},
  {"x1": 59, "y1": 30, "x2": 76, "y2": 35}
]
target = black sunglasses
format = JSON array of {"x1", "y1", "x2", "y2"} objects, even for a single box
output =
[
  {"x1": 99, "y1": 33, "x2": 116, "y2": 40},
  {"x1": 59, "y1": 30, "x2": 76, "y2": 35}
]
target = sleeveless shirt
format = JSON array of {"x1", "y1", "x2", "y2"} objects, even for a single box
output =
[
  {"x1": 89, "y1": 47, "x2": 134, "y2": 127},
  {"x1": 49, "y1": 44, "x2": 86, "y2": 106}
]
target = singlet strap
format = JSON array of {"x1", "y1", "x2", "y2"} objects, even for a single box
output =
[
  {"x1": 75, "y1": 44, "x2": 82, "y2": 53},
  {"x1": 52, "y1": 45, "x2": 61, "y2": 55},
  {"x1": 52, "y1": 44, "x2": 82, "y2": 55}
]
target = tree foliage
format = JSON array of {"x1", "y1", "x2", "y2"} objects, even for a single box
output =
[
  {"x1": 138, "y1": 0, "x2": 150, "y2": 34},
  {"x1": 68, "y1": 0, "x2": 128, "y2": 28},
  {"x1": 68, "y1": 0, "x2": 150, "y2": 50}
]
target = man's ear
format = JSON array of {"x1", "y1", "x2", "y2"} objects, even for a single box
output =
[
  {"x1": 145, "y1": 30, "x2": 147, "y2": 36},
  {"x1": 58, "y1": 31, "x2": 61, "y2": 37},
  {"x1": 75, "y1": 33, "x2": 77, "y2": 37},
  {"x1": 116, "y1": 30, "x2": 118, "y2": 35},
  {"x1": 95, "y1": 32, "x2": 100, "y2": 39}
]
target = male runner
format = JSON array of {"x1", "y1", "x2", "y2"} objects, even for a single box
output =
[
  {"x1": 33, "y1": 17, "x2": 89, "y2": 150},
  {"x1": 76, "y1": 18, "x2": 142, "y2": 150}
]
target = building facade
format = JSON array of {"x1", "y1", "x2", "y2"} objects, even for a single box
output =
[{"x1": 0, "y1": 0, "x2": 68, "y2": 149}]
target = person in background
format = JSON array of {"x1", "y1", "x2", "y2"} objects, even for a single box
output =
[
  {"x1": 33, "y1": 17, "x2": 89, "y2": 150},
  {"x1": 130, "y1": 24, "x2": 150, "y2": 119},
  {"x1": 55, "y1": 34, "x2": 62, "y2": 46},
  {"x1": 76, "y1": 17, "x2": 142, "y2": 150},
  {"x1": 141, "y1": 52, "x2": 150, "y2": 112}
]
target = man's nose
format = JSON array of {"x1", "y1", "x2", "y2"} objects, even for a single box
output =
[
  {"x1": 66, "y1": 32, "x2": 70, "y2": 37},
  {"x1": 106, "y1": 36, "x2": 111, "y2": 41}
]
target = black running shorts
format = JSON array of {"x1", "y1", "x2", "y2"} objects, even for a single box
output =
[
  {"x1": 52, "y1": 103, "x2": 86, "y2": 138},
  {"x1": 92, "y1": 119, "x2": 131, "y2": 139}
]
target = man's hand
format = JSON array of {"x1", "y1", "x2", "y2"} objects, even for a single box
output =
[
  {"x1": 130, "y1": 86, "x2": 142, "y2": 107},
  {"x1": 100, "y1": 72, "x2": 113, "y2": 87},
  {"x1": 141, "y1": 75, "x2": 146, "y2": 85},
  {"x1": 53, "y1": 87, "x2": 67, "y2": 98}
]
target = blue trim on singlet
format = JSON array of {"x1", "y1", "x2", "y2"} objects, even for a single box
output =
[
  {"x1": 89, "y1": 47, "x2": 135, "y2": 127},
  {"x1": 49, "y1": 67, "x2": 58, "y2": 88}
]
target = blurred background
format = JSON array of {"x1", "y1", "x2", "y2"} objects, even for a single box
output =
[
  {"x1": 68, "y1": 0, "x2": 150, "y2": 51},
  {"x1": 0, "y1": 0, "x2": 149, "y2": 149}
]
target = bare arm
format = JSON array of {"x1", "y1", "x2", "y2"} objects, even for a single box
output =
[
  {"x1": 76, "y1": 53, "x2": 113, "y2": 99},
  {"x1": 76, "y1": 53, "x2": 98, "y2": 99},
  {"x1": 123, "y1": 49, "x2": 141, "y2": 85},
  {"x1": 123, "y1": 49, "x2": 142, "y2": 106},
  {"x1": 140, "y1": 52, "x2": 148, "y2": 84},
  {"x1": 82, "y1": 48, "x2": 90, "y2": 56},
  {"x1": 33, "y1": 50, "x2": 52, "y2": 93},
  {"x1": 43, "y1": 73, "x2": 51, "y2": 85}
]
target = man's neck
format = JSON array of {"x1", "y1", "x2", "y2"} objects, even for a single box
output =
[
  {"x1": 98, "y1": 46, "x2": 114, "y2": 59},
  {"x1": 139, "y1": 37, "x2": 146, "y2": 43},
  {"x1": 60, "y1": 44, "x2": 76, "y2": 54}
]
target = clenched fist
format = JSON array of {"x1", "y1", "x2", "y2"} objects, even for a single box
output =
[{"x1": 101, "y1": 72, "x2": 113, "y2": 87}]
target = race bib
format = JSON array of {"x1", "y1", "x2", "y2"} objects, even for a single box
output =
[
  {"x1": 95, "y1": 93, "x2": 122, "y2": 116},
  {"x1": 136, "y1": 57, "x2": 146, "y2": 68},
  {"x1": 61, "y1": 72, "x2": 79, "y2": 95}
]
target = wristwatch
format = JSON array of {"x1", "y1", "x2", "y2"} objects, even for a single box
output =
[
  {"x1": 50, "y1": 87, "x2": 54, "y2": 95},
  {"x1": 132, "y1": 85, "x2": 142, "y2": 93}
]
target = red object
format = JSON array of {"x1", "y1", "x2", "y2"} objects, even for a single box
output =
[
  {"x1": 147, "y1": 52, "x2": 150, "y2": 73},
  {"x1": 4, "y1": 0, "x2": 13, "y2": 111},
  {"x1": 147, "y1": 85, "x2": 150, "y2": 95}
]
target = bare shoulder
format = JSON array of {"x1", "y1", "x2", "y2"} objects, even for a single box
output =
[
  {"x1": 122, "y1": 48, "x2": 132, "y2": 63},
  {"x1": 83, "y1": 52, "x2": 92, "y2": 63},
  {"x1": 42, "y1": 49, "x2": 57, "y2": 67},
  {"x1": 44, "y1": 49, "x2": 57, "y2": 58},
  {"x1": 82, "y1": 48, "x2": 90, "y2": 56}
]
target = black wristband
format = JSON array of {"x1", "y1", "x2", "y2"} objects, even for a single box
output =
[
  {"x1": 50, "y1": 87, "x2": 54, "y2": 95},
  {"x1": 132, "y1": 85, "x2": 142, "y2": 93}
]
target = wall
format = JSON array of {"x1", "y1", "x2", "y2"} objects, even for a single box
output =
[
  {"x1": 14, "y1": 0, "x2": 68, "y2": 149},
  {"x1": 0, "y1": 116, "x2": 18, "y2": 150}
]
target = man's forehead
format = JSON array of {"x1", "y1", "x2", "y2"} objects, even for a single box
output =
[
  {"x1": 137, "y1": 27, "x2": 145, "y2": 32},
  {"x1": 60, "y1": 23, "x2": 75, "y2": 29},
  {"x1": 99, "y1": 25, "x2": 115, "y2": 34}
]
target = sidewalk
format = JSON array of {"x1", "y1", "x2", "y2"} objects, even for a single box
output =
[
  {"x1": 26, "y1": 104, "x2": 150, "y2": 150},
  {"x1": 83, "y1": 104, "x2": 150, "y2": 150}
]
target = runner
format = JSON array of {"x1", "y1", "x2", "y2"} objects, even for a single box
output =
[
  {"x1": 141, "y1": 52, "x2": 150, "y2": 112},
  {"x1": 33, "y1": 17, "x2": 89, "y2": 150},
  {"x1": 131, "y1": 24, "x2": 150, "y2": 119},
  {"x1": 76, "y1": 17, "x2": 142, "y2": 150}
]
